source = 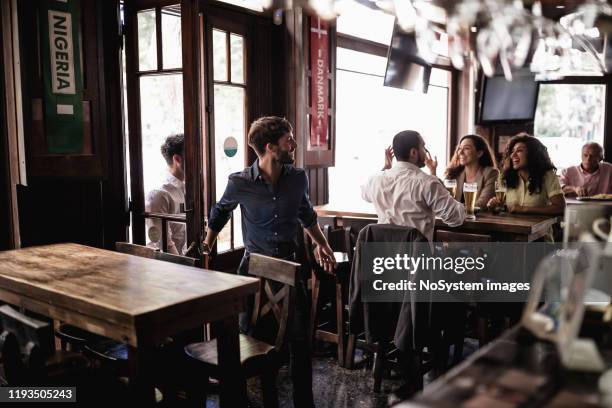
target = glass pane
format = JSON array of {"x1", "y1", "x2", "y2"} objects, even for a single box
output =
[
  {"x1": 214, "y1": 85, "x2": 246, "y2": 250},
  {"x1": 138, "y1": 10, "x2": 157, "y2": 71},
  {"x1": 328, "y1": 66, "x2": 448, "y2": 206},
  {"x1": 213, "y1": 29, "x2": 228, "y2": 81},
  {"x1": 535, "y1": 84, "x2": 606, "y2": 172},
  {"x1": 230, "y1": 34, "x2": 245, "y2": 84},
  {"x1": 139, "y1": 74, "x2": 184, "y2": 195},
  {"x1": 337, "y1": 47, "x2": 387, "y2": 76},
  {"x1": 337, "y1": 2, "x2": 394, "y2": 45},
  {"x1": 161, "y1": 5, "x2": 182, "y2": 69}
]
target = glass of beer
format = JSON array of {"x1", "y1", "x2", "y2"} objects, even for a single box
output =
[
  {"x1": 444, "y1": 179, "x2": 457, "y2": 198},
  {"x1": 463, "y1": 182, "x2": 478, "y2": 220},
  {"x1": 495, "y1": 180, "x2": 507, "y2": 213}
]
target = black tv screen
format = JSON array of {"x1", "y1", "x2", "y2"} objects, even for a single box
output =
[
  {"x1": 384, "y1": 22, "x2": 431, "y2": 93},
  {"x1": 479, "y1": 71, "x2": 539, "y2": 123}
]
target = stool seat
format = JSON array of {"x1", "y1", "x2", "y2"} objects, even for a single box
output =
[{"x1": 185, "y1": 334, "x2": 275, "y2": 375}]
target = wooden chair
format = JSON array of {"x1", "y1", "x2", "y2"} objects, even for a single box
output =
[
  {"x1": 434, "y1": 230, "x2": 491, "y2": 360},
  {"x1": 0, "y1": 305, "x2": 89, "y2": 386},
  {"x1": 183, "y1": 253, "x2": 300, "y2": 408},
  {"x1": 306, "y1": 225, "x2": 353, "y2": 367}
]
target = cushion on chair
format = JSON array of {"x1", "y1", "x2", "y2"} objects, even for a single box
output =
[{"x1": 184, "y1": 334, "x2": 275, "y2": 375}]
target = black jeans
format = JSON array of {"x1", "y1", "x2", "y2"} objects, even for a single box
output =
[{"x1": 238, "y1": 252, "x2": 315, "y2": 408}]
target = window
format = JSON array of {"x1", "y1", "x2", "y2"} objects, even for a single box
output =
[
  {"x1": 534, "y1": 83, "x2": 606, "y2": 172},
  {"x1": 336, "y1": 2, "x2": 394, "y2": 45},
  {"x1": 211, "y1": 28, "x2": 247, "y2": 252},
  {"x1": 328, "y1": 47, "x2": 450, "y2": 205}
]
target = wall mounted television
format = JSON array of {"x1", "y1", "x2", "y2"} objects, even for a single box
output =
[
  {"x1": 384, "y1": 21, "x2": 432, "y2": 94},
  {"x1": 478, "y1": 69, "x2": 540, "y2": 124}
]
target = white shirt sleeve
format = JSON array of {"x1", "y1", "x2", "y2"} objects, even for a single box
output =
[
  {"x1": 145, "y1": 190, "x2": 180, "y2": 254},
  {"x1": 425, "y1": 179, "x2": 466, "y2": 227},
  {"x1": 361, "y1": 175, "x2": 376, "y2": 203}
]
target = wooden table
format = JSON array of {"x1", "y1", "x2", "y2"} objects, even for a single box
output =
[
  {"x1": 0, "y1": 243, "x2": 259, "y2": 407},
  {"x1": 315, "y1": 203, "x2": 561, "y2": 242}
]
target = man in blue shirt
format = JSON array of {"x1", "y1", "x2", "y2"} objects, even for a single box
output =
[{"x1": 203, "y1": 116, "x2": 335, "y2": 407}]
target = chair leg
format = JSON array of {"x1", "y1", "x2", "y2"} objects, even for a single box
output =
[
  {"x1": 335, "y1": 278, "x2": 345, "y2": 367},
  {"x1": 310, "y1": 271, "x2": 320, "y2": 344},
  {"x1": 345, "y1": 334, "x2": 356, "y2": 370},
  {"x1": 372, "y1": 342, "x2": 387, "y2": 393},
  {"x1": 262, "y1": 369, "x2": 279, "y2": 408}
]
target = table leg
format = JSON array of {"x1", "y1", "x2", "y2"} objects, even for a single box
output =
[
  {"x1": 128, "y1": 343, "x2": 156, "y2": 406},
  {"x1": 215, "y1": 315, "x2": 247, "y2": 407}
]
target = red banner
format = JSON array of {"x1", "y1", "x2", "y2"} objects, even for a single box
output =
[{"x1": 309, "y1": 17, "x2": 329, "y2": 150}]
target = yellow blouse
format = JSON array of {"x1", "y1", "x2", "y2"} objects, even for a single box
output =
[{"x1": 506, "y1": 170, "x2": 563, "y2": 208}]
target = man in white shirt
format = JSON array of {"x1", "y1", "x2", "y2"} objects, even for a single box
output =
[
  {"x1": 361, "y1": 130, "x2": 466, "y2": 242},
  {"x1": 145, "y1": 134, "x2": 186, "y2": 254}
]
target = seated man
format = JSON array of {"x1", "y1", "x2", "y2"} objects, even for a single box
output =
[
  {"x1": 145, "y1": 134, "x2": 186, "y2": 254},
  {"x1": 361, "y1": 130, "x2": 466, "y2": 242},
  {"x1": 560, "y1": 142, "x2": 612, "y2": 197}
]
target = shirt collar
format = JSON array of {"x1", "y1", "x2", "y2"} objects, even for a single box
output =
[
  {"x1": 393, "y1": 161, "x2": 421, "y2": 171},
  {"x1": 249, "y1": 159, "x2": 288, "y2": 181},
  {"x1": 579, "y1": 164, "x2": 600, "y2": 176},
  {"x1": 165, "y1": 170, "x2": 184, "y2": 188}
]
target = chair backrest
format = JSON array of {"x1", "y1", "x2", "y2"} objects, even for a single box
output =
[
  {"x1": 115, "y1": 242, "x2": 199, "y2": 267},
  {"x1": 0, "y1": 305, "x2": 51, "y2": 384},
  {"x1": 323, "y1": 225, "x2": 354, "y2": 259},
  {"x1": 248, "y1": 254, "x2": 300, "y2": 351}
]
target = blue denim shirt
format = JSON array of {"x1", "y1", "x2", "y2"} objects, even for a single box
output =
[{"x1": 208, "y1": 160, "x2": 318, "y2": 257}]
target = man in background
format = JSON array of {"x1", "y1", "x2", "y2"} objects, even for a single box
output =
[
  {"x1": 145, "y1": 133, "x2": 186, "y2": 254},
  {"x1": 560, "y1": 142, "x2": 611, "y2": 197}
]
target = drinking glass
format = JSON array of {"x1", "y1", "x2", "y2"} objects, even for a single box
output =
[
  {"x1": 495, "y1": 179, "x2": 507, "y2": 213},
  {"x1": 444, "y1": 179, "x2": 457, "y2": 198},
  {"x1": 463, "y1": 182, "x2": 478, "y2": 220}
]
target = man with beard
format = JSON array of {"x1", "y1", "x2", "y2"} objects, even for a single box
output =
[
  {"x1": 203, "y1": 116, "x2": 335, "y2": 408},
  {"x1": 361, "y1": 130, "x2": 466, "y2": 242}
]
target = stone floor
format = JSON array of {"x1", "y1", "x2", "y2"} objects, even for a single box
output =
[{"x1": 203, "y1": 339, "x2": 479, "y2": 408}]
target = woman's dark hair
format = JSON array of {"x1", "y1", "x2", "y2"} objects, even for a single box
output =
[
  {"x1": 444, "y1": 134, "x2": 497, "y2": 179},
  {"x1": 502, "y1": 133, "x2": 556, "y2": 194}
]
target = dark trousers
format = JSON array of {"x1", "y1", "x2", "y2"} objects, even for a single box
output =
[{"x1": 238, "y1": 253, "x2": 315, "y2": 408}]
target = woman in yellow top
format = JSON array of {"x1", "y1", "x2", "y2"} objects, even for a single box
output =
[
  {"x1": 487, "y1": 134, "x2": 565, "y2": 215},
  {"x1": 442, "y1": 134, "x2": 499, "y2": 208}
]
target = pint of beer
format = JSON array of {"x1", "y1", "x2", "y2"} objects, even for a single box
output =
[
  {"x1": 463, "y1": 182, "x2": 478, "y2": 220},
  {"x1": 495, "y1": 179, "x2": 507, "y2": 212},
  {"x1": 444, "y1": 179, "x2": 457, "y2": 198}
]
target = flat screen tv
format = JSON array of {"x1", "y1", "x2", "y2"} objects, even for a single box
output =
[
  {"x1": 384, "y1": 22, "x2": 432, "y2": 93},
  {"x1": 478, "y1": 70, "x2": 539, "y2": 124}
]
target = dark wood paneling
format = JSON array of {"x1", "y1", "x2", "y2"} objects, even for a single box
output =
[
  {"x1": 17, "y1": 181, "x2": 104, "y2": 248},
  {"x1": 306, "y1": 167, "x2": 327, "y2": 206},
  {"x1": 0, "y1": 14, "x2": 9, "y2": 250}
]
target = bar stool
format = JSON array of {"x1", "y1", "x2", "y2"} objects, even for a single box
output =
[{"x1": 306, "y1": 225, "x2": 353, "y2": 367}]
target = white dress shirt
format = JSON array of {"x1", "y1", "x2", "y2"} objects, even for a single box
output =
[
  {"x1": 145, "y1": 171, "x2": 186, "y2": 254},
  {"x1": 361, "y1": 161, "x2": 466, "y2": 242}
]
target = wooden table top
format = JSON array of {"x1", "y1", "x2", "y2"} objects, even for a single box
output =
[
  {"x1": 0, "y1": 243, "x2": 259, "y2": 344},
  {"x1": 315, "y1": 203, "x2": 560, "y2": 236}
]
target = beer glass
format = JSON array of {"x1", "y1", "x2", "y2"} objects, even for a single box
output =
[
  {"x1": 444, "y1": 179, "x2": 457, "y2": 198},
  {"x1": 495, "y1": 179, "x2": 507, "y2": 212},
  {"x1": 463, "y1": 182, "x2": 478, "y2": 220}
]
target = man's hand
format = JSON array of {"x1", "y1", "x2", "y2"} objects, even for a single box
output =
[
  {"x1": 574, "y1": 186, "x2": 587, "y2": 197},
  {"x1": 314, "y1": 243, "x2": 336, "y2": 273},
  {"x1": 382, "y1": 146, "x2": 394, "y2": 171},
  {"x1": 425, "y1": 150, "x2": 438, "y2": 176}
]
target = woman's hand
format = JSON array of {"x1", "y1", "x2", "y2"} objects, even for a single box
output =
[
  {"x1": 507, "y1": 204, "x2": 525, "y2": 214},
  {"x1": 487, "y1": 197, "x2": 500, "y2": 209}
]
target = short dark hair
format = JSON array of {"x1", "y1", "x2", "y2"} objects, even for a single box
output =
[
  {"x1": 161, "y1": 133, "x2": 184, "y2": 165},
  {"x1": 393, "y1": 130, "x2": 422, "y2": 161},
  {"x1": 247, "y1": 116, "x2": 293, "y2": 156}
]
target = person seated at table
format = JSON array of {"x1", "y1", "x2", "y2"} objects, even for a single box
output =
[
  {"x1": 364, "y1": 130, "x2": 466, "y2": 242},
  {"x1": 487, "y1": 134, "x2": 565, "y2": 216},
  {"x1": 559, "y1": 142, "x2": 612, "y2": 197},
  {"x1": 429, "y1": 134, "x2": 499, "y2": 208},
  {"x1": 145, "y1": 133, "x2": 186, "y2": 255}
]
